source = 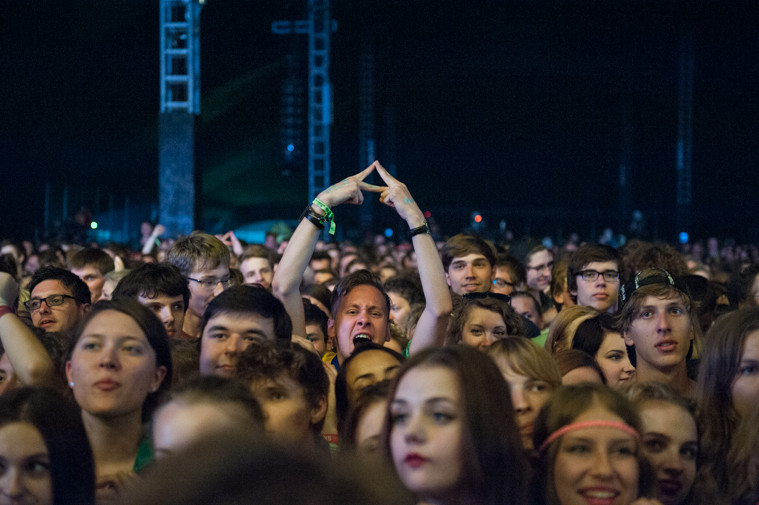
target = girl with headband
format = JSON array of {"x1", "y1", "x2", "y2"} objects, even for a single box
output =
[{"x1": 532, "y1": 383, "x2": 659, "y2": 505}]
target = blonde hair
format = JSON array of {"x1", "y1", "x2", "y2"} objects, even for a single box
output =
[{"x1": 544, "y1": 305, "x2": 598, "y2": 354}]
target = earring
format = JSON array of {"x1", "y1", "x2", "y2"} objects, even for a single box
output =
[{"x1": 69, "y1": 381, "x2": 75, "y2": 388}]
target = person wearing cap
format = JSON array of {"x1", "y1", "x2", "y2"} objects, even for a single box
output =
[{"x1": 616, "y1": 268, "x2": 701, "y2": 398}]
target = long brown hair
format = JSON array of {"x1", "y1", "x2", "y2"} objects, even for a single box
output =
[
  {"x1": 381, "y1": 346, "x2": 529, "y2": 505},
  {"x1": 696, "y1": 307, "x2": 759, "y2": 495}
]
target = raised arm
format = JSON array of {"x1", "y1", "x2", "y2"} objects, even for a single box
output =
[
  {"x1": 272, "y1": 163, "x2": 385, "y2": 338},
  {"x1": 0, "y1": 273, "x2": 57, "y2": 388},
  {"x1": 374, "y1": 162, "x2": 452, "y2": 354}
]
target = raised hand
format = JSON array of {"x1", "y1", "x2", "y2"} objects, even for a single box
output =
[
  {"x1": 375, "y1": 161, "x2": 425, "y2": 228},
  {"x1": 315, "y1": 162, "x2": 386, "y2": 210}
]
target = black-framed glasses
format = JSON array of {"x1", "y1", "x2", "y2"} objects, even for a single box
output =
[
  {"x1": 186, "y1": 276, "x2": 231, "y2": 291},
  {"x1": 24, "y1": 294, "x2": 82, "y2": 312},
  {"x1": 462, "y1": 292, "x2": 511, "y2": 304},
  {"x1": 578, "y1": 270, "x2": 620, "y2": 282},
  {"x1": 492, "y1": 278, "x2": 515, "y2": 288}
]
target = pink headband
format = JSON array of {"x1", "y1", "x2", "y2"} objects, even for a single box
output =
[{"x1": 538, "y1": 420, "x2": 640, "y2": 453}]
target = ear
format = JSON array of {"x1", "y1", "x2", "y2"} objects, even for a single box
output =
[
  {"x1": 327, "y1": 319, "x2": 336, "y2": 339},
  {"x1": 65, "y1": 361, "x2": 73, "y2": 383},
  {"x1": 445, "y1": 271, "x2": 452, "y2": 287},
  {"x1": 152, "y1": 366, "x2": 168, "y2": 392},
  {"x1": 623, "y1": 331, "x2": 634, "y2": 347},
  {"x1": 385, "y1": 321, "x2": 391, "y2": 342},
  {"x1": 310, "y1": 394, "x2": 328, "y2": 425},
  {"x1": 554, "y1": 291, "x2": 565, "y2": 305},
  {"x1": 490, "y1": 267, "x2": 496, "y2": 282},
  {"x1": 81, "y1": 303, "x2": 91, "y2": 314}
]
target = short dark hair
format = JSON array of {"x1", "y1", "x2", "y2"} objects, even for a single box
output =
[
  {"x1": 237, "y1": 340, "x2": 329, "y2": 436},
  {"x1": 112, "y1": 262, "x2": 190, "y2": 309},
  {"x1": 495, "y1": 253, "x2": 526, "y2": 286},
  {"x1": 441, "y1": 234, "x2": 496, "y2": 272},
  {"x1": 383, "y1": 275, "x2": 424, "y2": 307},
  {"x1": 28, "y1": 266, "x2": 91, "y2": 304},
  {"x1": 566, "y1": 243, "x2": 621, "y2": 296},
  {"x1": 68, "y1": 248, "x2": 114, "y2": 275},
  {"x1": 202, "y1": 285, "x2": 292, "y2": 344},
  {"x1": 303, "y1": 299, "x2": 328, "y2": 343},
  {"x1": 0, "y1": 387, "x2": 95, "y2": 505},
  {"x1": 330, "y1": 270, "x2": 390, "y2": 321}
]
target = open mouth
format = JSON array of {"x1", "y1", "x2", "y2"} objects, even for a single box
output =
[{"x1": 352, "y1": 334, "x2": 372, "y2": 346}]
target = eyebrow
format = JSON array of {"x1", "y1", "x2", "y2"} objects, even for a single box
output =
[{"x1": 353, "y1": 365, "x2": 400, "y2": 384}]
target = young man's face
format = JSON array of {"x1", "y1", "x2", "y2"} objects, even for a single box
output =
[
  {"x1": 573, "y1": 261, "x2": 620, "y2": 312},
  {"x1": 70, "y1": 265, "x2": 105, "y2": 303},
  {"x1": 29, "y1": 280, "x2": 88, "y2": 334},
  {"x1": 187, "y1": 264, "x2": 230, "y2": 317},
  {"x1": 239, "y1": 257, "x2": 273, "y2": 290},
  {"x1": 445, "y1": 253, "x2": 494, "y2": 295},
  {"x1": 491, "y1": 266, "x2": 516, "y2": 295},
  {"x1": 525, "y1": 249, "x2": 553, "y2": 293},
  {"x1": 138, "y1": 293, "x2": 186, "y2": 339},
  {"x1": 305, "y1": 323, "x2": 328, "y2": 357},
  {"x1": 328, "y1": 284, "x2": 390, "y2": 362},
  {"x1": 199, "y1": 311, "x2": 276, "y2": 377},
  {"x1": 250, "y1": 374, "x2": 324, "y2": 444},
  {"x1": 623, "y1": 295, "x2": 693, "y2": 372},
  {"x1": 388, "y1": 292, "x2": 412, "y2": 330},
  {"x1": 510, "y1": 296, "x2": 543, "y2": 330}
]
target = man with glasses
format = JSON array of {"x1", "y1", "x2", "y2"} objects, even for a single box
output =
[
  {"x1": 491, "y1": 253, "x2": 525, "y2": 296},
  {"x1": 168, "y1": 232, "x2": 231, "y2": 339},
  {"x1": 26, "y1": 266, "x2": 91, "y2": 335},
  {"x1": 567, "y1": 243, "x2": 622, "y2": 313}
]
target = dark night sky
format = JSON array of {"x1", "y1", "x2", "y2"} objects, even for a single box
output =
[{"x1": 2, "y1": 1, "x2": 758, "y2": 244}]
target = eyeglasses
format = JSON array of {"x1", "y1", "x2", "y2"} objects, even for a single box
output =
[
  {"x1": 493, "y1": 278, "x2": 515, "y2": 288},
  {"x1": 579, "y1": 269, "x2": 620, "y2": 282},
  {"x1": 527, "y1": 261, "x2": 554, "y2": 272},
  {"x1": 24, "y1": 294, "x2": 82, "y2": 312},
  {"x1": 186, "y1": 276, "x2": 231, "y2": 291}
]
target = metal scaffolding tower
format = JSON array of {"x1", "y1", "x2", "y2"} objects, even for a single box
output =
[
  {"x1": 273, "y1": 0, "x2": 335, "y2": 206},
  {"x1": 160, "y1": 0, "x2": 202, "y2": 113},
  {"x1": 676, "y1": 28, "x2": 694, "y2": 236},
  {"x1": 158, "y1": 0, "x2": 203, "y2": 237}
]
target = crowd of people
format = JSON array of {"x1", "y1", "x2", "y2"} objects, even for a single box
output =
[{"x1": 1, "y1": 161, "x2": 759, "y2": 505}]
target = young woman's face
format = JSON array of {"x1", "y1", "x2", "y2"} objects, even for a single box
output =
[
  {"x1": 496, "y1": 360, "x2": 552, "y2": 450},
  {"x1": 553, "y1": 403, "x2": 639, "y2": 505},
  {"x1": 461, "y1": 307, "x2": 507, "y2": 350},
  {"x1": 594, "y1": 332, "x2": 635, "y2": 388},
  {"x1": 638, "y1": 400, "x2": 697, "y2": 505},
  {"x1": 0, "y1": 422, "x2": 53, "y2": 505},
  {"x1": 732, "y1": 329, "x2": 759, "y2": 419},
  {"x1": 390, "y1": 365, "x2": 464, "y2": 501},
  {"x1": 65, "y1": 310, "x2": 166, "y2": 418}
]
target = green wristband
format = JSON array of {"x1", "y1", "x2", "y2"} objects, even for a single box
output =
[{"x1": 312, "y1": 198, "x2": 336, "y2": 235}]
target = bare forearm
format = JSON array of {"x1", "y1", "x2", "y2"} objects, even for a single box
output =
[
  {"x1": 0, "y1": 313, "x2": 56, "y2": 387},
  {"x1": 408, "y1": 233, "x2": 452, "y2": 354}
]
